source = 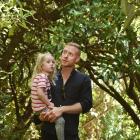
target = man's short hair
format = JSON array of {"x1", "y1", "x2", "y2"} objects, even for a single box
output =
[{"x1": 65, "y1": 42, "x2": 81, "y2": 56}]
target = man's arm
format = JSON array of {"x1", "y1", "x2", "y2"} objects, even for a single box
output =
[
  {"x1": 40, "y1": 75, "x2": 93, "y2": 122},
  {"x1": 41, "y1": 103, "x2": 82, "y2": 122},
  {"x1": 79, "y1": 75, "x2": 93, "y2": 113},
  {"x1": 60, "y1": 76, "x2": 92, "y2": 114},
  {"x1": 60, "y1": 103, "x2": 82, "y2": 114}
]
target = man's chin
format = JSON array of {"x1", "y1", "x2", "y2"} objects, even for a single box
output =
[{"x1": 62, "y1": 65, "x2": 73, "y2": 68}]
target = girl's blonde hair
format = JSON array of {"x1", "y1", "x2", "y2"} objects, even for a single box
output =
[{"x1": 31, "y1": 52, "x2": 55, "y2": 83}]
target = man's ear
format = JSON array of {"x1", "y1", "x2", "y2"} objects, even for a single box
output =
[{"x1": 76, "y1": 56, "x2": 80, "y2": 63}]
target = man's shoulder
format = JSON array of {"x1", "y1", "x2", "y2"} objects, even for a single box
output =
[
  {"x1": 75, "y1": 70, "x2": 89, "y2": 77},
  {"x1": 75, "y1": 70, "x2": 90, "y2": 81}
]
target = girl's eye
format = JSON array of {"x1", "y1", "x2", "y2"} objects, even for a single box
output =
[
  {"x1": 46, "y1": 60, "x2": 55, "y2": 63},
  {"x1": 46, "y1": 60, "x2": 50, "y2": 63}
]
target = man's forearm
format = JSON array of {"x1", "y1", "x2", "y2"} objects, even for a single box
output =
[
  {"x1": 40, "y1": 103, "x2": 83, "y2": 122},
  {"x1": 60, "y1": 103, "x2": 82, "y2": 114}
]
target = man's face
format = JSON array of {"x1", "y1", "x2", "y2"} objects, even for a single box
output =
[{"x1": 60, "y1": 45, "x2": 80, "y2": 67}]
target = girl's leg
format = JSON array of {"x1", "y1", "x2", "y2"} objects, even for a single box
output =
[{"x1": 55, "y1": 117, "x2": 65, "y2": 140}]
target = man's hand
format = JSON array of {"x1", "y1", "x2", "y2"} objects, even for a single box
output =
[
  {"x1": 39, "y1": 107, "x2": 63, "y2": 122},
  {"x1": 39, "y1": 107, "x2": 52, "y2": 121},
  {"x1": 45, "y1": 107, "x2": 63, "y2": 123},
  {"x1": 39, "y1": 111, "x2": 48, "y2": 121}
]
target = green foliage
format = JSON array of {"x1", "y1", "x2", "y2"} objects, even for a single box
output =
[
  {"x1": 101, "y1": 106, "x2": 140, "y2": 140},
  {"x1": 0, "y1": 0, "x2": 34, "y2": 34},
  {"x1": 0, "y1": 0, "x2": 140, "y2": 139},
  {"x1": 79, "y1": 89, "x2": 140, "y2": 140}
]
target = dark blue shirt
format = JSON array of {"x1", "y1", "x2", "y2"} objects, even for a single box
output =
[
  {"x1": 53, "y1": 69, "x2": 92, "y2": 135},
  {"x1": 40, "y1": 69, "x2": 92, "y2": 136}
]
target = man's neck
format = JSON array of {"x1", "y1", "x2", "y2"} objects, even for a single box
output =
[
  {"x1": 61, "y1": 66, "x2": 74, "y2": 84},
  {"x1": 61, "y1": 66, "x2": 74, "y2": 74}
]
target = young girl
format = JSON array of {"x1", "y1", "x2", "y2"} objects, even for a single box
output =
[{"x1": 31, "y1": 52, "x2": 65, "y2": 140}]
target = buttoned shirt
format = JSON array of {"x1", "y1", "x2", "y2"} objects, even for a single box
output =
[{"x1": 52, "y1": 69, "x2": 93, "y2": 135}]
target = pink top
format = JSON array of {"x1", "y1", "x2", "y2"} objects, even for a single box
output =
[{"x1": 31, "y1": 73, "x2": 50, "y2": 112}]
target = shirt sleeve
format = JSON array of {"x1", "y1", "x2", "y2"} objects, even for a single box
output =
[
  {"x1": 79, "y1": 75, "x2": 93, "y2": 114},
  {"x1": 37, "y1": 74, "x2": 47, "y2": 88}
]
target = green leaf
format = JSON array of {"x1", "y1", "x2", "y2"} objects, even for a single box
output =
[
  {"x1": 123, "y1": 5, "x2": 135, "y2": 30},
  {"x1": 8, "y1": 25, "x2": 17, "y2": 37},
  {"x1": 18, "y1": 21, "x2": 29, "y2": 29},
  {"x1": 12, "y1": 0, "x2": 17, "y2": 6},
  {"x1": 121, "y1": 0, "x2": 128, "y2": 15}
]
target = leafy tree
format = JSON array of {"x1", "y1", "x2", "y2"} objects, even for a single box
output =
[
  {"x1": 47, "y1": 0, "x2": 140, "y2": 128},
  {"x1": 0, "y1": 0, "x2": 140, "y2": 139}
]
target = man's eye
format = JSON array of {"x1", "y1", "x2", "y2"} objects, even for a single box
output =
[
  {"x1": 69, "y1": 53, "x2": 73, "y2": 56},
  {"x1": 63, "y1": 51, "x2": 67, "y2": 54}
]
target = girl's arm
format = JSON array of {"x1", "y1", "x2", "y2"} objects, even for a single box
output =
[{"x1": 37, "y1": 87, "x2": 51, "y2": 106}]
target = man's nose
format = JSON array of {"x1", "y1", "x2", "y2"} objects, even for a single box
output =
[{"x1": 63, "y1": 52, "x2": 68, "y2": 57}]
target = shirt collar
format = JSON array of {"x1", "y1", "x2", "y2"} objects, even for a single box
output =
[{"x1": 57, "y1": 68, "x2": 76, "y2": 78}]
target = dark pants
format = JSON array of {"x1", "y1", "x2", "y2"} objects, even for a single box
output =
[
  {"x1": 41, "y1": 131, "x2": 80, "y2": 140},
  {"x1": 41, "y1": 121, "x2": 80, "y2": 140},
  {"x1": 41, "y1": 132, "x2": 57, "y2": 140}
]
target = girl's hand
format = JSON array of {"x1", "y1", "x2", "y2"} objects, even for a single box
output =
[
  {"x1": 49, "y1": 102, "x2": 54, "y2": 108},
  {"x1": 39, "y1": 111, "x2": 47, "y2": 121},
  {"x1": 49, "y1": 102, "x2": 54, "y2": 107},
  {"x1": 46, "y1": 106, "x2": 64, "y2": 123}
]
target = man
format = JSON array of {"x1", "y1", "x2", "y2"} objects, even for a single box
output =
[{"x1": 40, "y1": 42, "x2": 93, "y2": 140}]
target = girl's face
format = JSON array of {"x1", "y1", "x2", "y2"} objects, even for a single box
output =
[{"x1": 41, "y1": 54, "x2": 55, "y2": 74}]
